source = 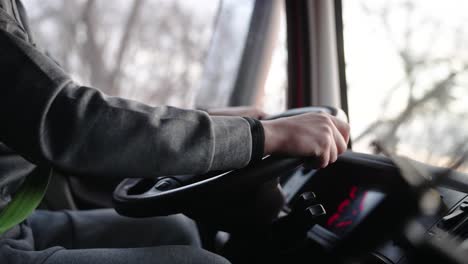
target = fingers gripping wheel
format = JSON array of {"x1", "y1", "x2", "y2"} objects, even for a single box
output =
[{"x1": 113, "y1": 106, "x2": 345, "y2": 218}]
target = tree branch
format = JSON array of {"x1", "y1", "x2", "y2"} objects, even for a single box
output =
[
  {"x1": 81, "y1": 0, "x2": 108, "y2": 89},
  {"x1": 107, "y1": 0, "x2": 146, "y2": 94}
]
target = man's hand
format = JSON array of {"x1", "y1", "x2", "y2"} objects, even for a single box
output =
[
  {"x1": 207, "y1": 106, "x2": 267, "y2": 119},
  {"x1": 261, "y1": 112, "x2": 350, "y2": 169}
]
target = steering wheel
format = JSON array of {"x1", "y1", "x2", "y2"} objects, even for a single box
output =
[{"x1": 113, "y1": 106, "x2": 347, "y2": 218}]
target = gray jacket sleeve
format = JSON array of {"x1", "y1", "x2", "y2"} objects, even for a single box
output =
[{"x1": 0, "y1": 28, "x2": 255, "y2": 179}]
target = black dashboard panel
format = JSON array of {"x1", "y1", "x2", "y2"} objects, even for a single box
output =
[
  {"x1": 325, "y1": 187, "x2": 385, "y2": 237},
  {"x1": 281, "y1": 151, "x2": 468, "y2": 263}
]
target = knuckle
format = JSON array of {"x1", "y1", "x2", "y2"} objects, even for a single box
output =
[
  {"x1": 318, "y1": 141, "x2": 327, "y2": 150},
  {"x1": 319, "y1": 136, "x2": 332, "y2": 149},
  {"x1": 311, "y1": 146, "x2": 324, "y2": 158},
  {"x1": 320, "y1": 125, "x2": 333, "y2": 137},
  {"x1": 343, "y1": 121, "x2": 351, "y2": 131},
  {"x1": 341, "y1": 122, "x2": 351, "y2": 134},
  {"x1": 321, "y1": 116, "x2": 334, "y2": 128}
]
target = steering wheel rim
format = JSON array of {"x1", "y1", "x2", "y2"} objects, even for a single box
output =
[
  {"x1": 113, "y1": 155, "x2": 304, "y2": 217},
  {"x1": 113, "y1": 106, "x2": 346, "y2": 218}
]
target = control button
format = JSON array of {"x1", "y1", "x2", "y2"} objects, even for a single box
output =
[
  {"x1": 293, "y1": 191, "x2": 317, "y2": 211},
  {"x1": 272, "y1": 203, "x2": 327, "y2": 246},
  {"x1": 306, "y1": 204, "x2": 326, "y2": 218},
  {"x1": 295, "y1": 204, "x2": 327, "y2": 229},
  {"x1": 302, "y1": 192, "x2": 317, "y2": 201},
  {"x1": 460, "y1": 203, "x2": 468, "y2": 212},
  {"x1": 440, "y1": 210, "x2": 466, "y2": 229}
]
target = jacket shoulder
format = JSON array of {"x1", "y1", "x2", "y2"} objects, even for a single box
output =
[{"x1": 0, "y1": 0, "x2": 31, "y2": 42}]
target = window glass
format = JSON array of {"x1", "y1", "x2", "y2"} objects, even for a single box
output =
[
  {"x1": 195, "y1": 0, "x2": 256, "y2": 108},
  {"x1": 257, "y1": 5, "x2": 287, "y2": 115},
  {"x1": 344, "y1": 0, "x2": 468, "y2": 171},
  {"x1": 196, "y1": 0, "x2": 287, "y2": 114},
  {"x1": 23, "y1": 0, "x2": 221, "y2": 108}
]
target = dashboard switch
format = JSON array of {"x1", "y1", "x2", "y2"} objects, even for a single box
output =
[
  {"x1": 440, "y1": 210, "x2": 466, "y2": 229},
  {"x1": 302, "y1": 192, "x2": 317, "y2": 201},
  {"x1": 459, "y1": 203, "x2": 468, "y2": 212},
  {"x1": 295, "y1": 204, "x2": 327, "y2": 230},
  {"x1": 273, "y1": 203, "x2": 327, "y2": 246},
  {"x1": 306, "y1": 204, "x2": 326, "y2": 218},
  {"x1": 293, "y1": 191, "x2": 317, "y2": 211}
]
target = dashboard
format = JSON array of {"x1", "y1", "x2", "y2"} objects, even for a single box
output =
[
  {"x1": 281, "y1": 151, "x2": 468, "y2": 264},
  {"x1": 325, "y1": 187, "x2": 385, "y2": 237}
]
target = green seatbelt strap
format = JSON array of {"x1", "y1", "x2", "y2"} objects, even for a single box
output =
[{"x1": 0, "y1": 167, "x2": 50, "y2": 235}]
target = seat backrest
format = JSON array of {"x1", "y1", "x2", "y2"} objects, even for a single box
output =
[{"x1": 39, "y1": 171, "x2": 77, "y2": 210}]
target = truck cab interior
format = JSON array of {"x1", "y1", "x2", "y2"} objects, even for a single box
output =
[{"x1": 26, "y1": 0, "x2": 468, "y2": 263}]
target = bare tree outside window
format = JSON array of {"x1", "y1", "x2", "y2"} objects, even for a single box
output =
[
  {"x1": 23, "y1": 0, "x2": 220, "y2": 108},
  {"x1": 344, "y1": 0, "x2": 468, "y2": 171}
]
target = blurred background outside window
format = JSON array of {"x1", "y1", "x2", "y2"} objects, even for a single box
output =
[
  {"x1": 344, "y1": 0, "x2": 468, "y2": 171},
  {"x1": 24, "y1": 0, "x2": 219, "y2": 108},
  {"x1": 257, "y1": 6, "x2": 287, "y2": 114},
  {"x1": 22, "y1": 0, "x2": 287, "y2": 114}
]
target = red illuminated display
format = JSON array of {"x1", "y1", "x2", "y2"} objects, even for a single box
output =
[{"x1": 326, "y1": 186, "x2": 368, "y2": 230}]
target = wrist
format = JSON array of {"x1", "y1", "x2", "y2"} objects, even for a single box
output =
[{"x1": 261, "y1": 120, "x2": 281, "y2": 155}]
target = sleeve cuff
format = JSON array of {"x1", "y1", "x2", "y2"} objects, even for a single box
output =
[
  {"x1": 209, "y1": 116, "x2": 253, "y2": 171},
  {"x1": 243, "y1": 117, "x2": 265, "y2": 164}
]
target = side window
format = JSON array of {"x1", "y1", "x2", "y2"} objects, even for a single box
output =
[
  {"x1": 343, "y1": 1, "x2": 468, "y2": 170},
  {"x1": 194, "y1": 0, "x2": 256, "y2": 109},
  {"x1": 195, "y1": 0, "x2": 288, "y2": 115},
  {"x1": 23, "y1": 0, "x2": 221, "y2": 108},
  {"x1": 258, "y1": 5, "x2": 287, "y2": 115}
]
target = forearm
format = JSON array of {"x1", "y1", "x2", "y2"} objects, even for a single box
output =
[
  {"x1": 0, "y1": 29, "x2": 254, "y2": 178},
  {"x1": 37, "y1": 85, "x2": 254, "y2": 177}
]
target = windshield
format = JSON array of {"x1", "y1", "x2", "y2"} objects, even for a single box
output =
[{"x1": 343, "y1": 0, "x2": 468, "y2": 173}]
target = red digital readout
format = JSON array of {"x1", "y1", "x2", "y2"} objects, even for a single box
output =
[
  {"x1": 337, "y1": 199, "x2": 350, "y2": 213},
  {"x1": 326, "y1": 185, "x2": 367, "y2": 230},
  {"x1": 335, "y1": 220, "x2": 353, "y2": 228},
  {"x1": 349, "y1": 186, "x2": 358, "y2": 199}
]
